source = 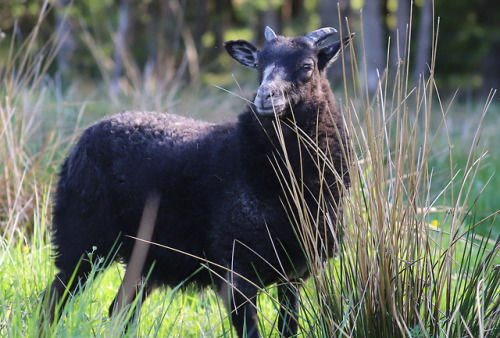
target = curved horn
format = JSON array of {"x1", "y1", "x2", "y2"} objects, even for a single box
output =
[
  {"x1": 265, "y1": 26, "x2": 277, "y2": 42},
  {"x1": 305, "y1": 27, "x2": 337, "y2": 46}
]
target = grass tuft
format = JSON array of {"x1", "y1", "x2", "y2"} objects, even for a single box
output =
[{"x1": 269, "y1": 14, "x2": 500, "y2": 337}]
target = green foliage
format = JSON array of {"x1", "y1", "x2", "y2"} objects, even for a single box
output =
[
  {"x1": 1, "y1": 0, "x2": 497, "y2": 93},
  {"x1": 434, "y1": 0, "x2": 499, "y2": 89}
]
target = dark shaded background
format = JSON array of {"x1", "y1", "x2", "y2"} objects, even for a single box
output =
[{"x1": 0, "y1": 0, "x2": 498, "y2": 97}]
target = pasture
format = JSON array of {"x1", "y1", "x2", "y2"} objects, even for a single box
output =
[{"x1": 1, "y1": 4, "x2": 499, "y2": 337}]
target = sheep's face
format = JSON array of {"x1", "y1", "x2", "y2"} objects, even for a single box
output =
[{"x1": 225, "y1": 27, "x2": 353, "y2": 117}]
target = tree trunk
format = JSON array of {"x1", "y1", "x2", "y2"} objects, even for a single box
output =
[
  {"x1": 144, "y1": 3, "x2": 159, "y2": 85},
  {"x1": 391, "y1": 0, "x2": 410, "y2": 67},
  {"x1": 319, "y1": 0, "x2": 343, "y2": 30},
  {"x1": 213, "y1": 0, "x2": 232, "y2": 48},
  {"x1": 414, "y1": 0, "x2": 433, "y2": 85},
  {"x1": 361, "y1": 0, "x2": 385, "y2": 93},
  {"x1": 54, "y1": 0, "x2": 76, "y2": 80},
  {"x1": 193, "y1": 0, "x2": 208, "y2": 52},
  {"x1": 112, "y1": 0, "x2": 130, "y2": 96},
  {"x1": 256, "y1": 4, "x2": 279, "y2": 46},
  {"x1": 479, "y1": 37, "x2": 500, "y2": 94},
  {"x1": 477, "y1": 1, "x2": 500, "y2": 94},
  {"x1": 319, "y1": 0, "x2": 351, "y2": 83}
]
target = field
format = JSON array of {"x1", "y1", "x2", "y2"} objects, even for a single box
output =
[{"x1": 1, "y1": 10, "x2": 500, "y2": 338}]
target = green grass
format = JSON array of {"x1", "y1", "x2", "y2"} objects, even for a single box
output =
[
  {"x1": 0, "y1": 208, "x2": 288, "y2": 337},
  {"x1": 1, "y1": 3, "x2": 500, "y2": 337},
  {"x1": 1, "y1": 194, "x2": 498, "y2": 336},
  {"x1": 428, "y1": 101, "x2": 500, "y2": 228}
]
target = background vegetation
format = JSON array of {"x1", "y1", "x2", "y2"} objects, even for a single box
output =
[
  {"x1": 1, "y1": 0, "x2": 499, "y2": 337},
  {"x1": 1, "y1": 0, "x2": 499, "y2": 94}
]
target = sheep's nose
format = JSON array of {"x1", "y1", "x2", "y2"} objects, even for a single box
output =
[{"x1": 257, "y1": 86, "x2": 273, "y2": 103}]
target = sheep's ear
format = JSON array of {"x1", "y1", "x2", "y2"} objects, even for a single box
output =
[
  {"x1": 224, "y1": 40, "x2": 259, "y2": 69},
  {"x1": 317, "y1": 33, "x2": 355, "y2": 71}
]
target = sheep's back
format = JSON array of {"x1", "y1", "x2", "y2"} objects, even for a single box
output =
[{"x1": 74, "y1": 111, "x2": 217, "y2": 189}]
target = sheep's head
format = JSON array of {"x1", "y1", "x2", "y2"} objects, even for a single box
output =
[{"x1": 225, "y1": 27, "x2": 353, "y2": 117}]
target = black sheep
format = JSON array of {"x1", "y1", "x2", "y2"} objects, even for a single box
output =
[{"x1": 46, "y1": 27, "x2": 353, "y2": 337}]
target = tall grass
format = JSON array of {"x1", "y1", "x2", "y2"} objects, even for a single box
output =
[
  {"x1": 1, "y1": 2, "x2": 499, "y2": 337},
  {"x1": 272, "y1": 15, "x2": 500, "y2": 337},
  {"x1": 0, "y1": 2, "x2": 83, "y2": 245}
]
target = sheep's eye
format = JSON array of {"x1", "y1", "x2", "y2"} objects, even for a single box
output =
[{"x1": 302, "y1": 63, "x2": 313, "y2": 71}]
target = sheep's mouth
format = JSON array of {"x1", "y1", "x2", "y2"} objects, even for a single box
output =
[
  {"x1": 253, "y1": 90, "x2": 288, "y2": 117},
  {"x1": 256, "y1": 105, "x2": 285, "y2": 117}
]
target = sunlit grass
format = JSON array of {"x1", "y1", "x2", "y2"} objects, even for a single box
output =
[
  {"x1": 273, "y1": 12, "x2": 500, "y2": 337},
  {"x1": 1, "y1": 2, "x2": 499, "y2": 337}
]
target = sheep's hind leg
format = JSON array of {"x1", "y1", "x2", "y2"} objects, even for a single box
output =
[
  {"x1": 42, "y1": 273, "x2": 74, "y2": 325},
  {"x1": 109, "y1": 278, "x2": 156, "y2": 331},
  {"x1": 40, "y1": 256, "x2": 96, "y2": 333},
  {"x1": 277, "y1": 280, "x2": 300, "y2": 337}
]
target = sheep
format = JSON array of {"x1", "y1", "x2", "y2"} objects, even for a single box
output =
[{"x1": 44, "y1": 26, "x2": 353, "y2": 337}]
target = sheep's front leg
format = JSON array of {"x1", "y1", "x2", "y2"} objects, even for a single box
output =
[
  {"x1": 277, "y1": 281, "x2": 299, "y2": 337},
  {"x1": 219, "y1": 279, "x2": 259, "y2": 338}
]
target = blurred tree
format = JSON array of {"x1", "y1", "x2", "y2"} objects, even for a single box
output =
[
  {"x1": 414, "y1": 0, "x2": 433, "y2": 85},
  {"x1": 361, "y1": 0, "x2": 384, "y2": 93},
  {"x1": 0, "y1": 0, "x2": 497, "y2": 95},
  {"x1": 256, "y1": 2, "x2": 280, "y2": 46},
  {"x1": 477, "y1": 0, "x2": 500, "y2": 93},
  {"x1": 319, "y1": 0, "x2": 352, "y2": 84},
  {"x1": 390, "y1": 0, "x2": 409, "y2": 68},
  {"x1": 213, "y1": 0, "x2": 233, "y2": 49},
  {"x1": 192, "y1": 0, "x2": 207, "y2": 51},
  {"x1": 111, "y1": 0, "x2": 129, "y2": 96},
  {"x1": 433, "y1": 0, "x2": 499, "y2": 93},
  {"x1": 55, "y1": 0, "x2": 77, "y2": 78}
]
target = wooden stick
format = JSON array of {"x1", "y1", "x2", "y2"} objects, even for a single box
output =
[{"x1": 114, "y1": 190, "x2": 161, "y2": 314}]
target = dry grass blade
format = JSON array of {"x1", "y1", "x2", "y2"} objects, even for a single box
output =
[
  {"x1": 114, "y1": 190, "x2": 161, "y2": 314},
  {"x1": 0, "y1": 1, "x2": 69, "y2": 245},
  {"x1": 263, "y1": 10, "x2": 500, "y2": 338}
]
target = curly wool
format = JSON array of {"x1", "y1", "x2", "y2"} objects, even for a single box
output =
[{"x1": 54, "y1": 92, "x2": 346, "y2": 285}]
